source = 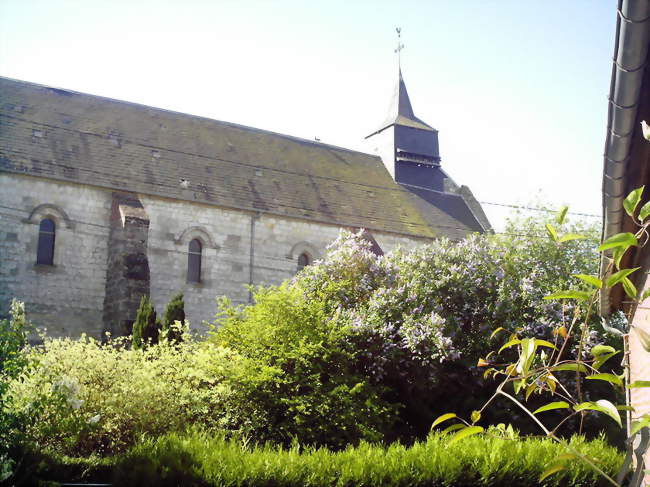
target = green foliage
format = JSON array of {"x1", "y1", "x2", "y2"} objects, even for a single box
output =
[
  {"x1": 4, "y1": 334, "x2": 279, "y2": 456},
  {"x1": 623, "y1": 186, "x2": 644, "y2": 218},
  {"x1": 211, "y1": 285, "x2": 395, "y2": 449},
  {"x1": 6, "y1": 285, "x2": 392, "y2": 456},
  {"x1": 132, "y1": 295, "x2": 161, "y2": 349},
  {"x1": 0, "y1": 300, "x2": 29, "y2": 377},
  {"x1": 6, "y1": 205, "x2": 622, "y2": 468},
  {"x1": 33, "y1": 431, "x2": 623, "y2": 487},
  {"x1": 435, "y1": 191, "x2": 650, "y2": 486},
  {"x1": 161, "y1": 292, "x2": 185, "y2": 343},
  {"x1": 7, "y1": 211, "x2": 611, "y2": 458},
  {"x1": 283, "y1": 216, "x2": 607, "y2": 440},
  {"x1": 0, "y1": 300, "x2": 32, "y2": 482},
  {"x1": 202, "y1": 213, "x2": 606, "y2": 443}
]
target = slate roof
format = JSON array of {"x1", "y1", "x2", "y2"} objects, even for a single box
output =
[
  {"x1": 367, "y1": 69, "x2": 436, "y2": 137},
  {"x1": 0, "y1": 76, "x2": 481, "y2": 240},
  {"x1": 400, "y1": 184, "x2": 485, "y2": 234}
]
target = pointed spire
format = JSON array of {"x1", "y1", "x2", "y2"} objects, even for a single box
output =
[
  {"x1": 366, "y1": 29, "x2": 437, "y2": 138},
  {"x1": 393, "y1": 68, "x2": 417, "y2": 121},
  {"x1": 366, "y1": 68, "x2": 435, "y2": 138}
]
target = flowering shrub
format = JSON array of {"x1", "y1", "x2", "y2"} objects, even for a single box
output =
[
  {"x1": 208, "y1": 218, "x2": 610, "y2": 442},
  {"x1": 288, "y1": 220, "x2": 610, "y2": 439},
  {"x1": 299, "y1": 222, "x2": 600, "y2": 370}
]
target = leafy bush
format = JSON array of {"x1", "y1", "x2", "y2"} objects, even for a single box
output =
[
  {"x1": 433, "y1": 194, "x2": 650, "y2": 484},
  {"x1": 7, "y1": 286, "x2": 392, "y2": 455},
  {"x1": 212, "y1": 285, "x2": 395, "y2": 449},
  {"x1": 132, "y1": 295, "x2": 161, "y2": 349},
  {"x1": 161, "y1": 292, "x2": 185, "y2": 343},
  {"x1": 0, "y1": 300, "x2": 32, "y2": 482},
  {"x1": 4, "y1": 333, "x2": 280, "y2": 456},
  {"x1": 300, "y1": 220, "x2": 600, "y2": 369},
  {"x1": 32, "y1": 430, "x2": 623, "y2": 487},
  {"x1": 215, "y1": 218, "x2": 613, "y2": 442},
  {"x1": 7, "y1": 214, "x2": 611, "y2": 456}
]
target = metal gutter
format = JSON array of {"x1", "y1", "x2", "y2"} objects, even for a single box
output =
[{"x1": 600, "y1": 0, "x2": 650, "y2": 315}]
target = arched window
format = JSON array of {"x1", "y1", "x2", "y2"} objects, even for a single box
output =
[
  {"x1": 187, "y1": 239, "x2": 202, "y2": 283},
  {"x1": 37, "y1": 218, "x2": 55, "y2": 265},
  {"x1": 297, "y1": 252, "x2": 311, "y2": 271}
]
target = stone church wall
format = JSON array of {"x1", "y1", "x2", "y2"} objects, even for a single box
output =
[
  {"x1": 144, "y1": 198, "x2": 427, "y2": 333},
  {"x1": 142, "y1": 195, "x2": 253, "y2": 333},
  {"x1": 1, "y1": 173, "x2": 431, "y2": 338},
  {"x1": 253, "y1": 214, "x2": 340, "y2": 284},
  {"x1": 372, "y1": 232, "x2": 426, "y2": 253},
  {"x1": 0, "y1": 173, "x2": 111, "y2": 337}
]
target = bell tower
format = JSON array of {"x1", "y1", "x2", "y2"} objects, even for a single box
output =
[{"x1": 366, "y1": 29, "x2": 447, "y2": 191}]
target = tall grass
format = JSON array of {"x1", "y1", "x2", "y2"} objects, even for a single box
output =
[{"x1": 37, "y1": 431, "x2": 623, "y2": 487}]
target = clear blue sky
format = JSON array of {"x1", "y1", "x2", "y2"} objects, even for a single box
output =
[{"x1": 0, "y1": 0, "x2": 617, "y2": 230}]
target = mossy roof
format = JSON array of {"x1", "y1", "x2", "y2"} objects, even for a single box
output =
[{"x1": 0, "y1": 77, "x2": 480, "y2": 239}]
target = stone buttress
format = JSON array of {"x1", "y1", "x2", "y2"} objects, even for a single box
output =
[{"x1": 102, "y1": 192, "x2": 150, "y2": 336}]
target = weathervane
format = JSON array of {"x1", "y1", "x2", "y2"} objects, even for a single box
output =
[{"x1": 395, "y1": 27, "x2": 404, "y2": 69}]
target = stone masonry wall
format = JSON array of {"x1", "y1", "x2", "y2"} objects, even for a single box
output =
[
  {"x1": 0, "y1": 173, "x2": 111, "y2": 337},
  {"x1": 252, "y1": 214, "x2": 427, "y2": 286},
  {"x1": 142, "y1": 195, "x2": 254, "y2": 333},
  {"x1": 143, "y1": 194, "x2": 429, "y2": 332},
  {"x1": 0, "y1": 174, "x2": 431, "y2": 337}
]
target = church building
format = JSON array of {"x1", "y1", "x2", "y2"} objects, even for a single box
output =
[{"x1": 0, "y1": 70, "x2": 490, "y2": 337}]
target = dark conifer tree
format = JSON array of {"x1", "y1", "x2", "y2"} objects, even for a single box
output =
[
  {"x1": 162, "y1": 292, "x2": 185, "y2": 343},
  {"x1": 132, "y1": 295, "x2": 160, "y2": 349}
]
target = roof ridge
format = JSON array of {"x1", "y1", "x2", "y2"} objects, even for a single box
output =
[
  {"x1": 0, "y1": 75, "x2": 376, "y2": 158},
  {"x1": 0, "y1": 110, "x2": 409, "y2": 192}
]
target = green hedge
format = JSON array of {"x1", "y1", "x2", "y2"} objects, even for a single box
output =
[{"x1": 31, "y1": 431, "x2": 622, "y2": 487}]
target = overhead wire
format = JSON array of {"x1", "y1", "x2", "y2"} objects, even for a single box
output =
[
  {"x1": 0, "y1": 209, "x2": 303, "y2": 267},
  {"x1": 476, "y1": 200, "x2": 600, "y2": 218},
  {"x1": 0, "y1": 201, "x2": 599, "y2": 248},
  {"x1": 1, "y1": 112, "x2": 602, "y2": 221}
]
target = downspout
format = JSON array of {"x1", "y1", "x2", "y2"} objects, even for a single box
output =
[
  {"x1": 248, "y1": 212, "x2": 260, "y2": 303},
  {"x1": 600, "y1": 0, "x2": 650, "y2": 315}
]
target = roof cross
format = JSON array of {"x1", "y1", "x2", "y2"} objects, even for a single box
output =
[{"x1": 395, "y1": 27, "x2": 405, "y2": 69}]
